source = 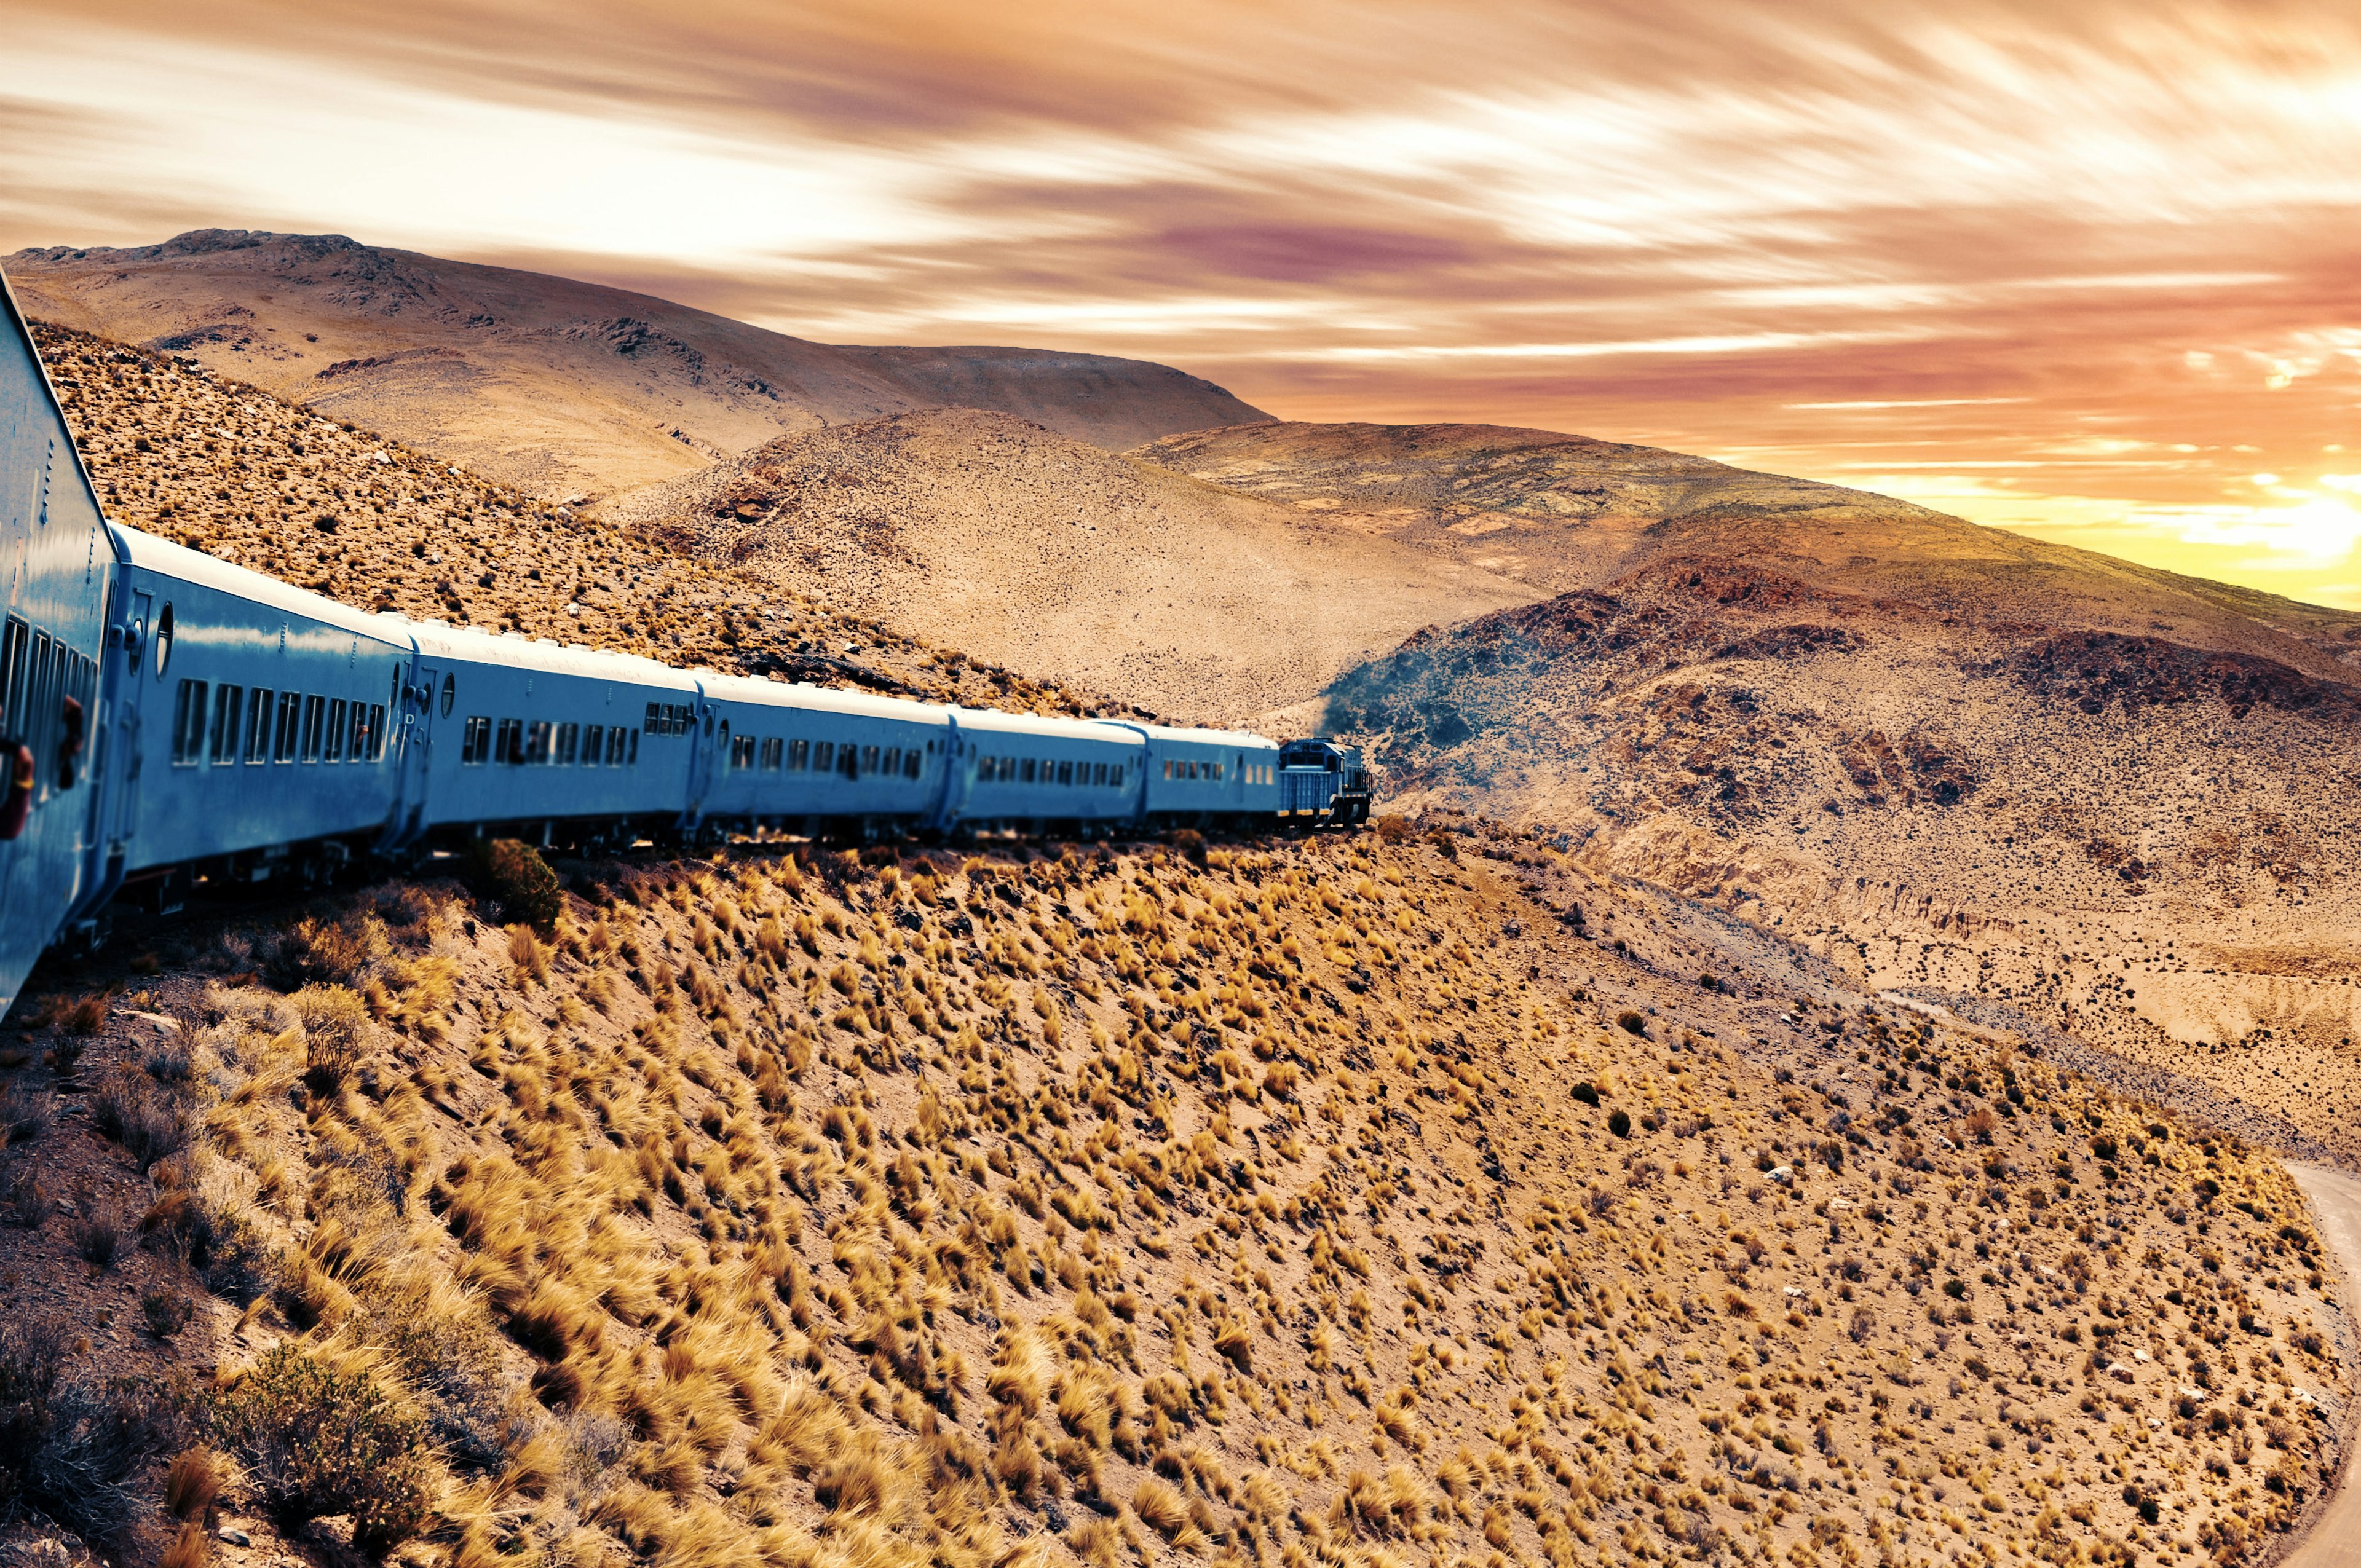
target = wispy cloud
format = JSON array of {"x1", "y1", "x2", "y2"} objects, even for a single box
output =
[{"x1": 6, "y1": 0, "x2": 2361, "y2": 605}]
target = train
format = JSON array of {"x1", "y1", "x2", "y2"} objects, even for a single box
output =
[{"x1": 0, "y1": 270, "x2": 1372, "y2": 1018}]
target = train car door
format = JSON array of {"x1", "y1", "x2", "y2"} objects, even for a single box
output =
[{"x1": 380, "y1": 650, "x2": 432, "y2": 850}]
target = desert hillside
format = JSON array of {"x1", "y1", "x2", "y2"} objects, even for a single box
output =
[
  {"x1": 1311, "y1": 561, "x2": 2361, "y2": 1161},
  {"x1": 33, "y1": 323, "x2": 1126, "y2": 722},
  {"x1": 2, "y1": 822, "x2": 2343, "y2": 1567},
  {"x1": 597, "y1": 410, "x2": 1536, "y2": 722},
  {"x1": 9, "y1": 230, "x2": 1271, "y2": 498}
]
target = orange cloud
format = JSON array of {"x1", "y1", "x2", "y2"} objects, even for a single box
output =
[{"x1": 6, "y1": 0, "x2": 2361, "y2": 603}]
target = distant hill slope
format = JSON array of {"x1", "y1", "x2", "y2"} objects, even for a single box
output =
[
  {"x1": 598, "y1": 409, "x2": 1537, "y2": 722},
  {"x1": 7, "y1": 229, "x2": 1271, "y2": 498},
  {"x1": 1133, "y1": 421, "x2": 2361, "y2": 676}
]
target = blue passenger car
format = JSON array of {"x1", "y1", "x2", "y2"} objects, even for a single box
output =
[
  {"x1": 1119, "y1": 722, "x2": 1282, "y2": 825},
  {"x1": 697, "y1": 675, "x2": 953, "y2": 836},
  {"x1": 100, "y1": 528, "x2": 411, "y2": 900},
  {"x1": 401, "y1": 621, "x2": 698, "y2": 850},
  {"x1": 947, "y1": 706, "x2": 1143, "y2": 833}
]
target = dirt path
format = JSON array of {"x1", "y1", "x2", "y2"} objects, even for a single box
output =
[{"x1": 2285, "y1": 1164, "x2": 2361, "y2": 1568}]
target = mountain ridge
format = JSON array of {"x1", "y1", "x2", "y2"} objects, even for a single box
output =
[{"x1": 7, "y1": 229, "x2": 1272, "y2": 498}]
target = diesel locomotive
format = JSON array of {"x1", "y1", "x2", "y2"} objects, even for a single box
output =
[{"x1": 0, "y1": 270, "x2": 1372, "y2": 1017}]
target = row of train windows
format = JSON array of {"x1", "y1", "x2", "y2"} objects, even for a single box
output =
[
  {"x1": 978, "y1": 755, "x2": 1125, "y2": 787},
  {"x1": 458, "y1": 717, "x2": 640, "y2": 768},
  {"x1": 727, "y1": 736, "x2": 925, "y2": 780},
  {"x1": 167, "y1": 680, "x2": 387, "y2": 767},
  {"x1": 0, "y1": 618, "x2": 98, "y2": 793},
  {"x1": 646, "y1": 702, "x2": 692, "y2": 736},
  {"x1": 1161, "y1": 757, "x2": 1237, "y2": 782}
]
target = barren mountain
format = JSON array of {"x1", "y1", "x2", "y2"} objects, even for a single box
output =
[
  {"x1": 599, "y1": 410, "x2": 1537, "y2": 722},
  {"x1": 8, "y1": 230, "x2": 1271, "y2": 499},
  {"x1": 1133, "y1": 422, "x2": 2361, "y2": 676}
]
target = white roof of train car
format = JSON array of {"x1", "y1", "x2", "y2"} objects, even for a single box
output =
[
  {"x1": 699, "y1": 672, "x2": 950, "y2": 724},
  {"x1": 952, "y1": 705, "x2": 1146, "y2": 745},
  {"x1": 397, "y1": 617, "x2": 699, "y2": 690},
  {"x1": 1096, "y1": 719, "x2": 1279, "y2": 749},
  {"x1": 111, "y1": 524, "x2": 410, "y2": 645}
]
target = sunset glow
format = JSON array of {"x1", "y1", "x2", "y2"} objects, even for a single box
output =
[{"x1": 6, "y1": 0, "x2": 2359, "y2": 603}]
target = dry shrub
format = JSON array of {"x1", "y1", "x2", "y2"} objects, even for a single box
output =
[
  {"x1": 291, "y1": 984, "x2": 370, "y2": 1091},
  {"x1": 90, "y1": 1072, "x2": 188, "y2": 1171},
  {"x1": 0, "y1": 1312, "x2": 186, "y2": 1537},
  {"x1": 0, "y1": 1084, "x2": 57, "y2": 1146}
]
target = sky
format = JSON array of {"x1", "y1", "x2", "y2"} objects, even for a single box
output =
[{"x1": 4, "y1": 0, "x2": 2360, "y2": 606}]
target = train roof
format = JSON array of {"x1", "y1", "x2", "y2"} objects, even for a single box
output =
[
  {"x1": 950, "y1": 706, "x2": 1145, "y2": 746},
  {"x1": 698, "y1": 671, "x2": 949, "y2": 725},
  {"x1": 396, "y1": 617, "x2": 699, "y2": 690},
  {"x1": 1094, "y1": 719, "x2": 1279, "y2": 750},
  {"x1": 110, "y1": 524, "x2": 412, "y2": 647}
]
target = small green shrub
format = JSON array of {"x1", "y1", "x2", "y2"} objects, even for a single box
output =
[
  {"x1": 1607, "y1": 1109, "x2": 1632, "y2": 1139},
  {"x1": 1616, "y1": 1011, "x2": 1648, "y2": 1037},
  {"x1": 462, "y1": 838, "x2": 564, "y2": 934},
  {"x1": 214, "y1": 1345, "x2": 435, "y2": 1553}
]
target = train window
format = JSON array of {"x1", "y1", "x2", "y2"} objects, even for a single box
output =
[
  {"x1": 244, "y1": 690, "x2": 272, "y2": 763},
  {"x1": 0, "y1": 618, "x2": 25, "y2": 736},
  {"x1": 153, "y1": 604, "x2": 174, "y2": 679},
  {"x1": 528, "y1": 720, "x2": 553, "y2": 764},
  {"x1": 1056, "y1": 759, "x2": 1072, "y2": 786},
  {"x1": 440, "y1": 674, "x2": 455, "y2": 718},
  {"x1": 558, "y1": 722, "x2": 581, "y2": 765},
  {"x1": 350, "y1": 703, "x2": 372, "y2": 762},
  {"x1": 274, "y1": 692, "x2": 302, "y2": 762},
  {"x1": 495, "y1": 718, "x2": 521, "y2": 764},
  {"x1": 1018, "y1": 757, "x2": 1034, "y2": 784},
  {"x1": 903, "y1": 748, "x2": 920, "y2": 779},
  {"x1": 761, "y1": 737, "x2": 783, "y2": 771},
  {"x1": 860, "y1": 744, "x2": 879, "y2": 778},
  {"x1": 813, "y1": 741, "x2": 834, "y2": 772},
  {"x1": 730, "y1": 733, "x2": 756, "y2": 770},
  {"x1": 208, "y1": 686, "x2": 240, "y2": 763},
  {"x1": 169, "y1": 680, "x2": 205, "y2": 765},
  {"x1": 644, "y1": 701, "x2": 659, "y2": 735},
  {"x1": 324, "y1": 699, "x2": 347, "y2": 762},
  {"x1": 627, "y1": 728, "x2": 639, "y2": 765},
  {"x1": 300, "y1": 696, "x2": 325, "y2": 762},
  {"x1": 882, "y1": 746, "x2": 900, "y2": 778},
  {"x1": 788, "y1": 738, "x2": 808, "y2": 770},
  {"x1": 609, "y1": 727, "x2": 629, "y2": 766},
  {"x1": 369, "y1": 704, "x2": 388, "y2": 761}
]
